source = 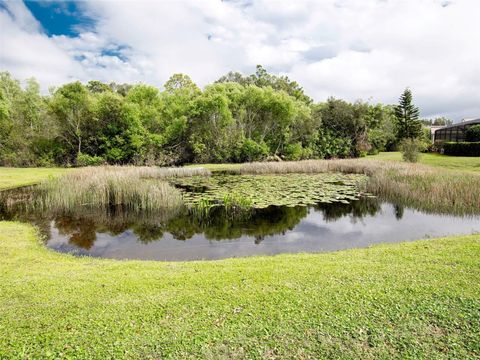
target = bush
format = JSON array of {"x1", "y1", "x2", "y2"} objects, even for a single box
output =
[
  {"x1": 76, "y1": 153, "x2": 105, "y2": 167},
  {"x1": 400, "y1": 138, "x2": 425, "y2": 163},
  {"x1": 284, "y1": 142, "x2": 304, "y2": 161},
  {"x1": 465, "y1": 125, "x2": 480, "y2": 142},
  {"x1": 443, "y1": 142, "x2": 480, "y2": 156},
  {"x1": 239, "y1": 139, "x2": 269, "y2": 162}
]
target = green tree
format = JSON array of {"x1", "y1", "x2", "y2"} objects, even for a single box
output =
[
  {"x1": 217, "y1": 65, "x2": 312, "y2": 105},
  {"x1": 94, "y1": 92, "x2": 145, "y2": 163},
  {"x1": 465, "y1": 125, "x2": 480, "y2": 142},
  {"x1": 188, "y1": 88, "x2": 236, "y2": 163},
  {"x1": 317, "y1": 98, "x2": 368, "y2": 156},
  {"x1": 433, "y1": 117, "x2": 452, "y2": 126},
  {"x1": 87, "y1": 80, "x2": 111, "y2": 94},
  {"x1": 50, "y1": 82, "x2": 93, "y2": 163},
  {"x1": 0, "y1": 73, "x2": 54, "y2": 166},
  {"x1": 164, "y1": 74, "x2": 199, "y2": 95},
  {"x1": 108, "y1": 82, "x2": 132, "y2": 97},
  {"x1": 394, "y1": 88, "x2": 422, "y2": 140}
]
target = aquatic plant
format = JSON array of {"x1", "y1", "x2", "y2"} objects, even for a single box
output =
[
  {"x1": 189, "y1": 198, "x2": 215, "y2": 220},
  {"x1": 239, "y1": 159, "x2": 480, "y2": 215},
  {"x1": 31, "y1": 166, "x2": 206, "y2": 213},
  {"x1": 172, "y1": 173, "x2": 367, "y2": 209}
]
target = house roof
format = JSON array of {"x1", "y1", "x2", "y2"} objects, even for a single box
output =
[{"x1": 436, "y1": 118, "x2": 480, "y2": 130}]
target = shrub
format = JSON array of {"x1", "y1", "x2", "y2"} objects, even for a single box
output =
[
  {"x1": 443, "y1": 142, "x2": 480, "y2": 156},
  {"x1": 76, "y1": 153, "x2": 105, "y2": 167},
  {"x1": 240, "y1": 139, "x2": 269, "y2": 162},
  {"x1": 400, "y1": 138, "x2": 425, "y2": 163},
  {"x1": 284, "y1": 142, "x2": 304, "y2": 161},
  {"x1": 465, "y1": 125, "x2": 480, "y2": 142}
]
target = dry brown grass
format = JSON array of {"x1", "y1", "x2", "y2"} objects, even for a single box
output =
[{"x1": 239, "y1": 159, "x2": 480, "y2": 215}]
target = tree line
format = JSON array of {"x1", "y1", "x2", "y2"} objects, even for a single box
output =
[{"x1": 0, "y1": 66, "x2": 429, "y2": 167}]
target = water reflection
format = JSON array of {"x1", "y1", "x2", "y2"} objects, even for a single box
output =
[{"x1": 1, "y1": 192, "x2": 480, "y2": 261}]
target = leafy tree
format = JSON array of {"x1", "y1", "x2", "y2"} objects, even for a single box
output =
[
  {"x1": 466, "y1": 125, "x2": 480, "y2": 142},
  {"x1": 217, "y1": 65, "x2": 312, "y2": 104},
  {"x1": 0, "y1": 73, "x2": 53, "y2": 165},
  {"x1": 394, "y1": 88, "x2": 422, "y2": 140},
  {"x1": 50, "y1": 82, "x2": 93, "y2": 162},
  {"x1": 87, "y1": 80, "x2": 111, "y2": 94},
  {"x1": 94, "y1": 91, "x2": 145, "y2": 163},
  {"x1": 108, "y1": 82, "x2": 132, "y2": 97},
  {"x1": 366, "y1": 105, "x2": 397, "y2": 153},
  {"x1": 215, "y1": 71, "x2": 253, "y2": 87},
  {"x1": 433, "y1": 117, "x2": 452, "y2": 126},
  {"x1": 317, "y1": 98, "x2": 369, "y2": 156},
  {"x1": 189, "y1": 88, "x2": 236, "y2": 163},
  {"x1": 0, "y1": 72, "x2": 417, "y2": 166},
  {"x1": 164, "y1": 74, "x2": 199, "y2": 95},
  {"x1": 420, "y1": 117, "x2": 452, "y2": 126}
]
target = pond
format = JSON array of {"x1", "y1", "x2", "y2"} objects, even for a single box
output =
[{"x1": 1, "y1": 173, "x2": 479, "y2": 261}]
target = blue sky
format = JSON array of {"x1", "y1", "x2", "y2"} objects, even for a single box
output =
[
  {"x1": 1, "y1": 0, "x2": 480, "y2": 120},
  {"x1": 24, "y1": 1, "x2": 94, "y2": 36}
]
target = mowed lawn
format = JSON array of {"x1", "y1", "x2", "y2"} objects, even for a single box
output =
[
  {"x1": 189, "y1": 152, "x2": 480, "y2": 173},
  {"x1": 0, "y1": 167, "x2": 71, "y2": 190},
  {"x1": 0, "y1": 222, "x2": 479, "y2": 358},
  {"x1": 1, "y1": 155, "x2": 480, "y2": 358},
  {"x1": 368, "y1": 152, "x2": 480, "y2": 172}
]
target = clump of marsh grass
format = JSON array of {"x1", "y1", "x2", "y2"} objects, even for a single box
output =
[
  {"x1": 239, "y1": 159, "x2": 480, "y2": 215},
  {"x1": 132, "y1": 166, "x2": 211, "y2": 179},
  {"x1": 33, "y1": 166, "x2": 209, "y2": 213},
  {"x1": 367, "y1": 167, "x2": 480, "y2": 215}
]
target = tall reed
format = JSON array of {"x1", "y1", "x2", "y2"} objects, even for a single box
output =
[
  {"x1": 33, "y1": 166, "x2": 209, "y2": 213},
  {"x1": 239, "y1": 159, "x2": 480, "y2": 215}
]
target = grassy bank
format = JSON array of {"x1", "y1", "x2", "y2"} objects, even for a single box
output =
[
  {"x1": 186, "y1": 152, "x2": 480, "y2": 173},
  {"x1": 0, "y1": 221, "x2": 479, "y2": 358},
  {"x1": 0, "y1": 167, "x2": 71, "y2": 190},
  {"x1": 369, "y1": 152, "x2": 480, "y2": 172}
]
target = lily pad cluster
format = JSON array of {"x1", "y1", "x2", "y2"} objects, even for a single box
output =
[{"x1": 171, "y1": 173, "x2": 368, "y2": 209}]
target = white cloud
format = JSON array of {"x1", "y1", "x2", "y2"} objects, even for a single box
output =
[
  {"x1": 1, "y1": 0, "x2": 479, "y2": 119},
  {"x1": 0, "y1": 1, "x2": 79, "y2": 86}
]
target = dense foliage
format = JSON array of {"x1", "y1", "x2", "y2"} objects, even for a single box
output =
[
  {"x1": 420, "y1": 117, "x2": 452, "y2": 126},
  {"x1": 443, "y1": 141, "x2": 480, "y2": 156},
  {"x1": 1, "y1": 69, "x2": 406, "y2": 166},
  {"x1": 465, "y1": 124, "x2": 480, "y2": 142}
]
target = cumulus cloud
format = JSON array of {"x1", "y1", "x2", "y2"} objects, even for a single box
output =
[{"x1": 1, "y1": 0, "x2": 479, "y2": 119}]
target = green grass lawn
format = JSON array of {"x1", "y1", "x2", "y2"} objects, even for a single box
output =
[
  {"x1": 0, "y1": 221, "x2": 479, "y2": 358},
  {"x1": 0, "y1": 167, "x2": 71, "y2": 190},
  {"x1": 185, "y1": 162, "x2": 242, "y2": 172},
  {"x1": 1, "y1": 157, "x2": 480, "y2": 358},
  {"x1": 369, "y1": 152, "x2": 480, "y2": 172},
  {"x1": 189, "y1": 152, "x2": 480, "y2": 173}
]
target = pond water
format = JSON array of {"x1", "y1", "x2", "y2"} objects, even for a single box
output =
[{"x1": 1, "y1": 192, "x2": 479, "y2": 261}]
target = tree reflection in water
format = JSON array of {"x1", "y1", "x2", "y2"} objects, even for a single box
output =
[
  {"x1": 0, "y1": 185, "x2": 395, "y2": 250},
  {"x1": 3, "y1": 197, "x2": 390, "y2": 250}
]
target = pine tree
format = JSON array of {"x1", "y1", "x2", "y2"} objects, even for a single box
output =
[{"x1": 394, "y1": 88, "x2": 422, "y2": 140}]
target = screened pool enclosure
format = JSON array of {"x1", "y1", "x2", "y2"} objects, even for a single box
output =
[{"x1": 434, "y1": 118, "x2": 480, "y2": 142}]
